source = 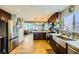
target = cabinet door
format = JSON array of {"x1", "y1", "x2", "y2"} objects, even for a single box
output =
[
  {"x1": 49, "y1": 37, "x2": 58, "y2": 53},
  {"x1": 56, "y1": 43, "x2": 66, "y2": 54},
  {"x1": 52, "y1": 41, "x2": 59, "y2": 53},
  {"x1": 11, "y1": 38, "x2": 18, "y2": 49},
  {"x1": 48, "y1": 35, "x2": 52, "y2": 44},
  {"x1": 68, "y1": 46, "x2": 79, "y2": 54},
  {"x1": 12, "y1": 39, "x2": 16, "y2": 49},
  {"x1": 51, "y1": 36, "x2": 66, "y2": 54}
]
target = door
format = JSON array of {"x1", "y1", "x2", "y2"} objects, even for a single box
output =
[{"x1": 68, "y1": 45, "x2": 79, "y2": 54}]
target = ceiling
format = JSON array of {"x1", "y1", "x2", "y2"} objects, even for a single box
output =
[{"x1": 0, "y1": 5, "x2": 69, "y2": 22}]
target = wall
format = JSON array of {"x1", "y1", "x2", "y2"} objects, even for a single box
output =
[
  {"x1": 74, "y1": 5, "x2": 79, "y2": 12},
  {"x1": 61, "y1": 5, "x2": 79, "y2": 19},
  {"x1": 61, "y1": 6, "x2": 74, "y2": 18}
]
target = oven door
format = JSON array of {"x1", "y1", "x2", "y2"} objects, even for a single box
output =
[{"x1": 68, "y1": 45, "x2": 79, "y2": 54}]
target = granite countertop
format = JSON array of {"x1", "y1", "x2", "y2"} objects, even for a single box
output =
[
  {"x1": 32, "y1": 31, "x2": 50, "y2": 33},
  {"x1": 49, "y1": 33, "x2": 79, "y2": 49},
  {"x1": 66, "y1": 40, "x2": 79, "y2": 49},
  {"x1": 66, "y1": 40, "x2": 79, "y2": 53}
]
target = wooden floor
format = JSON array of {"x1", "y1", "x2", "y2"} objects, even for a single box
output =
[{"x1": 10, "y1": 34, "x2": 55, "y2": 54}]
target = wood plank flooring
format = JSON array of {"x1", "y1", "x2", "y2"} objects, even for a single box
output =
[{"x1": 10, "y1": 34, "x2": 55, "y2": 54}]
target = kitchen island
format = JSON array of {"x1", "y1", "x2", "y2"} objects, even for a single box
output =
[{"x1": 32, "y1": 31, "x2": 50, "y2": 40}]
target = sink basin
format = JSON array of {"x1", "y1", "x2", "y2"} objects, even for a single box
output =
[{"x1": 56, "y1": 36, "x2": 75, "y2": 41}]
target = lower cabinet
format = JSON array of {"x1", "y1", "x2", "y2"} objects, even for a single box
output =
[
  {"x1": 55, "y1": 42, "x2": 66, "y2": 54},
  {"x1": 67, "y1": 45, "x2": 79, "y2": 54},
  {"x1": 11, "y1": 37, "x2": 18, "y2": 50},
  {"x1": 33, "y1": 32, "x2": 46, "y2": 40},
  {"x1": 8, "y1": 37, "x2": 19, "y2": 53},
  {"x1": 12, "y1": 39, "x2": 16, "y2": 49},
  {"x1": 49, "y1": 35, "x2": 66, "y2": 54}
]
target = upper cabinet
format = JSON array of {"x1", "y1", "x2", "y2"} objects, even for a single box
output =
[
  {"x1": 48, "y1": 12, "x2": 61, "y2": 23},
  {"x1": 0, "y1": 9, "x2": 11, "y2": 21}
]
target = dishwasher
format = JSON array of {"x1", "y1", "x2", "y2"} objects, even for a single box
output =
[{"x1": 68, "y1": 45, "x2": 79, "y2": 54}]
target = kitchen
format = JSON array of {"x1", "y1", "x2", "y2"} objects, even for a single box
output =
[{"x1": 0, "y1": 5, "x2": 79, "y2": 54}]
